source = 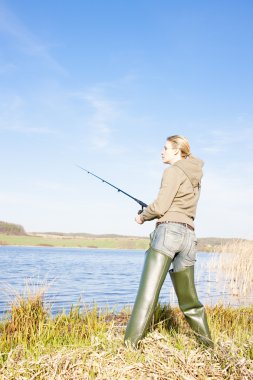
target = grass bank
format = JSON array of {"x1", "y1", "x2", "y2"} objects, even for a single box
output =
[
  {"x1": 0, "y1": 289, "x2": 252, "y2": 379},
  {"x1": 0, "y1": 233, "x2": 149, "y2": 250}
]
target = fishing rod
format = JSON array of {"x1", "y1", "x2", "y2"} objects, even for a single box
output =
[{"x1": 76, "y1": 164, "x2": 147, "y2": 212}]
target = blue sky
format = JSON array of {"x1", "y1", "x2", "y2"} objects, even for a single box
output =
[{"x1": 0, "y1": 0, "x2": 252, "y2": 239}]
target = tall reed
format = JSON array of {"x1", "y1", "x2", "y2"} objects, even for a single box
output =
[{"x1": 211, "y1": 239, "x2": 253, "y2": 298}]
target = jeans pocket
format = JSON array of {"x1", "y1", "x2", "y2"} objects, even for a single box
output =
[
  {"x1": 186, "y1": 236, "x2": 197, "y2": 262},
  {"x1": 151, "y1": 225, "x2": 184, "y2": 256},
  {"x1": 164, "y1": 228, "x2": 184, "y2": 253}
]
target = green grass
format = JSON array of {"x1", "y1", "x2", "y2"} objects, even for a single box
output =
[
  {"x1": 0, "y1": 233, "x2": 149, "y2": 249},
  {"x1": 0, "y1": 289, "x2": 252, "y2": 379}
]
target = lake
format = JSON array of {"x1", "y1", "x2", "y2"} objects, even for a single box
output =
[{"x1": 0, "y1": 246, "x2": 251, "y2": 317}]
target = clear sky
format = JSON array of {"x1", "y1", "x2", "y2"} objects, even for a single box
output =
[{"x1": 0, "y1": 0, "x2": 252, "y2": 239}]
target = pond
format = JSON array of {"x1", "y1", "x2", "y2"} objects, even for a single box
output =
[{"x1": 0, "y1": 246, "x2": 251, "y2": 317}]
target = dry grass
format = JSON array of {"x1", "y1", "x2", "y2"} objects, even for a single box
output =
[
  {"x1": 0, "y1": 319, "x2": 252, "y2": 379},
  {"x1": 1, "y1": 333, "x2": 252, "y2": 380},
  {"x1": 211, "y1": 239, "x2": 253, "y2": 297},
  {"x1": 0, "y1": 291, "x2": 252, "y2": 379}
]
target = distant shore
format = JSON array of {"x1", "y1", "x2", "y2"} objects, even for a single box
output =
[
  {"x1": 1, "y1": 221, "x2": 251, "y2": 252},
  {"x1": 0, "y1": 233, "x2": 149, "y2": 250},
  {"x1": 0, "y1": 233, "x2": 250, "y2": 252}
]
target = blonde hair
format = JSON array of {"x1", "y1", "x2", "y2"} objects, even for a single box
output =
[{"x1": 167, "y1": 135, "x2": 191, "y2": 158}]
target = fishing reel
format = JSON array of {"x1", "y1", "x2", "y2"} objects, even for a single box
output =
[{"x1": 137, "y1": 203, "x2": 147, "y2": 214}]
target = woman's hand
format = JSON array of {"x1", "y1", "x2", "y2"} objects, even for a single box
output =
[{"x1": 135, "y1": 214, "x2": 144, "y2": 224}]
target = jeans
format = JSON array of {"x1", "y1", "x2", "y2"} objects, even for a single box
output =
[{"x1": 149, "y1": 222, "x2": 197, "y2": 272}]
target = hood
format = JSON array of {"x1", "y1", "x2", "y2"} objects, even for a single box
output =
[{"x1": 174, "y1": 156, "x2": 204, "y2": 188}]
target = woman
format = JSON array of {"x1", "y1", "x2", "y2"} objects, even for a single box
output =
[{"x1": 124, "y1": 135, "x2": 213, "y2": 348}]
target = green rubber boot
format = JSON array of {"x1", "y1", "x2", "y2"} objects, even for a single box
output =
[
  {"x1": 169, "y1": 266, "x2": 214, "y2": 348},
  {"x1": 124, "y1": 248, "x2": 172, "y2": 348}
]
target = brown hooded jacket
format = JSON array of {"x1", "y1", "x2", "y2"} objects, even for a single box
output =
[{"x1": 141, "y1": 156, "x2": 204, "y2": 228}]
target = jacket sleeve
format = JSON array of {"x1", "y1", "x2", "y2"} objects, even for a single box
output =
[{"x1": 141, "y1": 166, "x2": 182, "y2": 221}]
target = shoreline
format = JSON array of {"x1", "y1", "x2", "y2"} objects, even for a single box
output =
[
  {"x1": 1, "y1": 234, "x2": 252, "y2": 253},
  {"x1": 0, "y1": 244, "x2": 147, "y2": 251},
  {"x1": 0, "y1": 242, "x2": 221, "y2": 253}
]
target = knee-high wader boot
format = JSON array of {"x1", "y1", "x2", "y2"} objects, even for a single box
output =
[
  {"x1": 124, "y1": 248, "x2": 172, "y2": 347},
  {"x1": 169, "y1": 266, "x2": 214, "y2": 348}
]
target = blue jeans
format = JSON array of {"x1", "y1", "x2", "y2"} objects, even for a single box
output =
[{"x1": 149, "y1": 222, "x2": 197, "y2": 272}]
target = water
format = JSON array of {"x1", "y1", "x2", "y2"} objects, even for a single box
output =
[{"x1": 0, "y1": 246, "x2": 250, "y2": 317}]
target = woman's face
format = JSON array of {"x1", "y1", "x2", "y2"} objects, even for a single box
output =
[{"x1": 161, "y1": 141, "x2": 179, "y2": 164}]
